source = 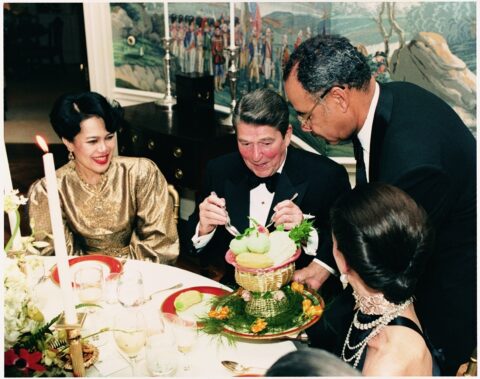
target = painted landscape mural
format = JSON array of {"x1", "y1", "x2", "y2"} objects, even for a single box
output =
[{"x1": 110, "y1": 2, "x2": 476, "y2": 156}]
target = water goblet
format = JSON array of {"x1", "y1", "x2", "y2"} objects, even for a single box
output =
[
  {"x1": 162, "y1": 313, "x2": 197, "y2": 372},
  {"x1": 74, "y1": 265, "x2": 106, "y2": 345},
  {"x1": 104, "y1": 272, "x2": 121, "y2": 304},
  {"x1": 145, "y1": 318, "x2": 178, "y2": 377},
  {"x1": 113, "y1": 310, "x2": 147, "y2": 376},
  {"x1": 74, "y1": 265, "x2": 104, "y2": 312},
  {"x1": 117, "y1": 269, "x2": 145, "y2": 307}
]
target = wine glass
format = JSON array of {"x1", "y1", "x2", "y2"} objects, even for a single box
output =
[
  {"x1": 74, "y1": 265, "x2": 106, "y2": 345},
  {"x1": 145, "y1": 317, "x2": 178, "y2": 376},
  {"x1": 116, "y1": 269, "x2": 145, "y2": 307},
  {"x1": 113, "y1": 310, "x2": 147, "y2": 376},
  {"x1": 74, "y1": 265, "x2": 104, "y2": 312},
  {"x1": 162, "y1": 313, "x2": 197, "y2": 372}
]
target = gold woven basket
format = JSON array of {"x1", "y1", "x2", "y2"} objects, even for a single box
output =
[
  {"x1": 245, "y1": 296, "x2": 289, "y2": 318},
  {"x1": 235, "y1": 262, "x2": 295, "y2": 292}
]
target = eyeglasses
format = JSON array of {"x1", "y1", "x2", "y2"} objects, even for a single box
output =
[{"x1": 296, "y1": 85, "x2": 344, "y2": 126}]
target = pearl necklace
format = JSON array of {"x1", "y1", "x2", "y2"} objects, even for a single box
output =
[
  {"x1": 353, "y1": 291, "x2": 399, "y2": 315},
  {"x1": 341, "y1": 297, "x2": 413, "y2": 368}
]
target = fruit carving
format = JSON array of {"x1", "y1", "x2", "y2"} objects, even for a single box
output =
[{"x1": 229, "y1": 218, "x2": 314, "y2": 269}]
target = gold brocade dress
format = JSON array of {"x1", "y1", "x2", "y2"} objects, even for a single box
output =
[{"x1": 28, "y1": 156, "x2": 179, "y2": 264}]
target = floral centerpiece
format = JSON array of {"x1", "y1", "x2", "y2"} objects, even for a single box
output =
[
  {"x1": 4, "y1": 256, "x2": 69, "y2": 377},
  {"x1": 3, "y1": 189, "x2": 99, "y2": 377}
]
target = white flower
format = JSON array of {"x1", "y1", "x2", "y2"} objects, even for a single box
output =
[
  {"x1": 4, "y1": 258, "x2": 43, "y2": 349},
  {"x1": 4, "y1": 189, "x2": 28, "y2": 213},
  {"x1": 272, "y1": 290, "x2": 286, "y2": 301},
  {"x1": 240, "y1": 289, "x2": 252, "y2": 302}
]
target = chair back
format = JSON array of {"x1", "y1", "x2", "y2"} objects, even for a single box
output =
[{"x1": 168, "y1": 184, "x2": 180, "y2": 224}]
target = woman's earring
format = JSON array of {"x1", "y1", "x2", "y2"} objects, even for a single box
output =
[
  {"x1": 340, "y1": 273, "x2": 349, "y2": 290},
  {"x1": 68, "y1": 151, "x2": 74, "y2": 161}
]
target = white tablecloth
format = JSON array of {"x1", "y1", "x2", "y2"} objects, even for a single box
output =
[{"x1": 36, "y1": 257, "x2": 296, "y2": 377}]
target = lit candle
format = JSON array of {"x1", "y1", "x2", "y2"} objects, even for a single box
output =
[
  {"x1": 164, "y1": 0, "x2": 169, "y2": 39},
  {"x1": 229, "y1": 1, "x2": 235, "y2": 48},
  {"x1": 35, "y1": 136, "x2": 77, "y2": 324},
  {"x1": 1, "y1": 138, "x2": 22, "y2": 251}
]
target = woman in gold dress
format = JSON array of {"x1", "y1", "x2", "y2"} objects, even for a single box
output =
[{"x1": 28, "y1": 92, "x2": 179, "y2": 264}]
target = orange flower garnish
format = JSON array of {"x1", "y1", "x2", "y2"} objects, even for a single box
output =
[
  {"x1": 302, "y1": 299, "x2": 312, "y2": 313},
  {"x1": 302, "y1": 297, "x2": 324, "y2": 318},
  {"x1": 208, "y1": 306, "x2": 231, "y2": 320},
  {"x1": 291, "y1": 281, "x2": 304, "y2": 294},
  {"x1": 306, "y1": 305, "x2": 324, "y2": 318},
  {"x1": 251, "y1": 318, "x2": 268, "y2": 333}
]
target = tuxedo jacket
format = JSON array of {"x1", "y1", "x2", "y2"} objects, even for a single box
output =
[
  {"x1": 185, "y1": 146, "x2": 351, "y2": 284},
  {"x1": 369, "y1": 81, "x2": 476, "y2": 372},
  {"x1": 308, "y1": 82, "x2": 476, "y2": 375}
]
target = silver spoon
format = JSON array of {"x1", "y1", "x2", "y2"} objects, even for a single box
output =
[
  {"x1": 221, "y1": 360, "x2": 267, "y2": 374},
  {"x1": 265, "y1": 192, "x2": 299, "y2": 228}
]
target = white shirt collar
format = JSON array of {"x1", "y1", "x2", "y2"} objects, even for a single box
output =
[{"x1": 357, "y1": 81, "x2": 380, "y2": 154}]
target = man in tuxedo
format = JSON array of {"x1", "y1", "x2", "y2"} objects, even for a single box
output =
[
  {"x1": 185, "y1": 88, "x2": 350, "y2": 293},
  {"x1": 283, "y1": 34, "x2": 476, "y2": 375}
]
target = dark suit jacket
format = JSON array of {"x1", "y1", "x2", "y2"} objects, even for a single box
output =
[
  {"x1": 370, "y1": 81, "x2": 476, "y2": 373},
  {"x1": 309, "y1": 82, "x2": 476, "y2": 375},
  {"x1": 185, "y1": 146, "x2": 351, "y2": 285}
]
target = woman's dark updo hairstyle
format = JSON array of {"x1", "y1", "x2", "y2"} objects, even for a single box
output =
[
  {"x1": 330, "y1": 183, "x2": 433, "y2": 304},
  {"x1": 49, "y1": 91, "x2": 124, "y2": 142}
]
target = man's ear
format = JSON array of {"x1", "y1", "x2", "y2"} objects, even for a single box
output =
[
  {"x1": 331, "y1": 86, "x2": 349, "y2": 112},
  {"x1": 284, "y1": 124, "x2": 293, "y2": 145}
]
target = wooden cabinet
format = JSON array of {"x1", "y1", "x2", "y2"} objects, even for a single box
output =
[{"x1": 118, "y1": 102, "x2": 237, "y2": 191}]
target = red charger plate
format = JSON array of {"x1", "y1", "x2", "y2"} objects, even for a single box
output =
[
  {"x1": 161, "y1": 286, "x2": 231, "y2": 326},
  {"x1": 50, "y1": 255, "x2": 123, "y2": 286}
]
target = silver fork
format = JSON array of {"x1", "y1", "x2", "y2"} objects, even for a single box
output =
[
  {"x1": 210, "y1": 191, "x2": 241, "y2": 237},
  {"x1": 225, "y1": 212, "x2": 241, "y2": 237},
  {"x1": 265, "y1": 192, "x2": 299, "y2": 228},
  {"x1": 142, "y1": 282, "x2": 183, "y2": 303}
]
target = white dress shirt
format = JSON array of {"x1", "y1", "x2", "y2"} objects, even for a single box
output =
[{"x1": 192, "y1": 151, "x2": 320, "y2": 259}]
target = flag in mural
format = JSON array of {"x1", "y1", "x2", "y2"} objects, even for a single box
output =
[{"x1": 247, "y1": 2, "x2": 262, "y2": 38}]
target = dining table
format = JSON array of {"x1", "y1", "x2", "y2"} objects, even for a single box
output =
[{"x1": 35, "y1": 256, "x2": 298, "y2": 377}]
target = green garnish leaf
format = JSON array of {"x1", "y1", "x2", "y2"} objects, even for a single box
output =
[{"x1": 288, "y1": 219, "x2": 315, "y2": 247}]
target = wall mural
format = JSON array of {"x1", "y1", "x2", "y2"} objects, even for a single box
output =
[{"x1": 110, "y1": 2, "x2": 476, "y2": 156}]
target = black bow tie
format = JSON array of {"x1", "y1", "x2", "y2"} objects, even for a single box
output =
[{"x1": 248, "y1": 172, "x2": 280, "y2": 193}]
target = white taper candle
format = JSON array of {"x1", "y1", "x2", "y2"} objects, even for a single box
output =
[
  {"x1": 230, "y1": 1, "x2": 235, "y2": 48},
  {"x1": 37, "y1": 136, "x2": 77, "y2": 324},
  {"x1": 164, "y1": 0, "x2": 169, "y2": 39}
]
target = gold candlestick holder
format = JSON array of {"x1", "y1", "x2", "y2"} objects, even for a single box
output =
[
  {"x1": 220, "y1": 45, "x2": 240, "y2": 130},
  {"x1": 156, "y1": 36, "x2": 177, "y2": 110},
  {"x1": 55, "y1": 312, "x2": 87, "y2": 377}
]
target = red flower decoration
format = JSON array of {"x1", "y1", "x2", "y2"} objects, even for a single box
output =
[{"x1": 5, "y1": 348, "x2": 46, "y2": 374}]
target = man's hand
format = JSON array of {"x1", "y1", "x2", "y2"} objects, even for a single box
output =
[
  {"x1": 198, "y1": 192, "x2": 227, "y2": 236},
  {"x1": 293, "y1": 262, "x2": 331, "y2": 290},
  {"x1": 271, "y1": 199, "x2": 303, "y2": 230}
]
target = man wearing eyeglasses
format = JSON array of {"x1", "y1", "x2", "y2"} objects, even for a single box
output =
[
  {"x1": 184, "y1": 88, "x2": 350, "y2": 291},
  {"x1": 283, "y1": 34, "x2": 476, "y2": 375}
]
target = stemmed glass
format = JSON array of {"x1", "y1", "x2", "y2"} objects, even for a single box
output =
[
  {"x1": 163, "y1": 313, "x2": 197, "y2": 372},
  {"x1": 74, "y1": 266, "x2": 104, "y2": 310},
  {"x1": 145, "y1": 316, "x2": 178, "y2": 376},
  {"x1": 117, "y1": 269, "x2": 145, "y2": 307},
  {"x1": 74, "y1": 265, "x2": 106, "y2": 345},
  {"x1": 113, "y1": 310, "x2": 147, "y2": 376}
]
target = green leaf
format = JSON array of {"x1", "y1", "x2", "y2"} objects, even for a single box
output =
[{"x1": 288, "y1": 219, "x2": 315, "y2": 247}]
